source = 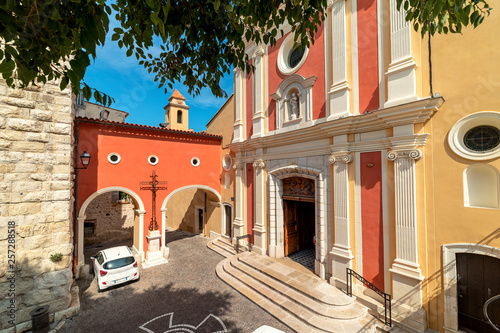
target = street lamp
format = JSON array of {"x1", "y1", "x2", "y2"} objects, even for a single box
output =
[{"x1": 77, "y1": 151, "x2": 91, "y2": 170}]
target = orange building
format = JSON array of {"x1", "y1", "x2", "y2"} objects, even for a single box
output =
[{"x1": 75, "y1": 91, "x2": 222, "y2": 275}]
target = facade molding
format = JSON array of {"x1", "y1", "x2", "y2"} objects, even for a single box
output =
[
  {"x1": 268, "y1": 164, "x2": 329, "y2": 278},
  {"x1": 228, "y1": 97, "x2": 444, "y2": 153}
]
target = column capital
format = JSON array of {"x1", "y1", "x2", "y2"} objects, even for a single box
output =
[
  {"x1": 253, "y1": 159, "x2": 266, "y2": 170},
  {"x1": 328, "y1": 0, "x2": 345, "y2": 8},
  {"x1": 329, "y1": 153, "x2": 352, "y2": 164},
  {"x1": 387, "y1": 149, "x2": 422, "y2": 161},
  {"x1": 255, "y1": 47, "x2": 265, "y2": 58},
  {"x1": 233, "y1": 162, "x2": 245, "y2": 170}
]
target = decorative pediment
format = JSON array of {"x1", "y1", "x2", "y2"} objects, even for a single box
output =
[
  {"x1": 270, "y1": 74, "x2": 317, "y2": 130},
  {"x1": 270, "y1": 74, "x2": 317, "y2": 101}
]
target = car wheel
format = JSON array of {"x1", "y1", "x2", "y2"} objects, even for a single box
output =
[{"x1": 97, "y1": 284, "x2": 103, "y2": 293}]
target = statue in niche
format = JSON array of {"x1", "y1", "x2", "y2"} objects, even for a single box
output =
[{"x1": 289, "y1": 93, "x2": 299, "y2": 120}]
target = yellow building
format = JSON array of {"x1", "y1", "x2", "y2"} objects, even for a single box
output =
[{"x1": 224, "y1": 1, "x2": 500, "y2": 332}]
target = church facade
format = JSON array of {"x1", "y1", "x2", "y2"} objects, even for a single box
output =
[{"x1": 228, "y1": 1, "x2": 500, "y2": 332}]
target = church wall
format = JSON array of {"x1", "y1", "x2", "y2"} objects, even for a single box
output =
[
  {"x1": 205, "y1": 95, "x2": 236, "y2": 239},
  {"x1": 231, "y1": 1, "x2": 500, "y2": 332},
  {"x1": 356, "y1": 0, "x2": 380, "y2": 113},
  {"x1": 0, "y1": 79, "x2": 78, "y2": 331},
  {"x1": 417, "y1": 6, "x2": 500, "y2": 331}
]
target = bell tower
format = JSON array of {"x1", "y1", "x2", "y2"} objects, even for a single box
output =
[{"x1": 164, "y1": 89, "x2": 190, "y2": 131}]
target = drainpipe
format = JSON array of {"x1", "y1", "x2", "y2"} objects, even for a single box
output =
[{"x1": 428, "y1": 26, "x2": 433, "y2": 96}]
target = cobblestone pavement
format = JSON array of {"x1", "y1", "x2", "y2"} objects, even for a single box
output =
[{"x1": 62, "y1": 230, "x2": 293, "y2": 333}]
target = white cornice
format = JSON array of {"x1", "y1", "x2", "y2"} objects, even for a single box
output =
[{"x1": 228, "y1": 97, "x2": 444, "y2": 153}]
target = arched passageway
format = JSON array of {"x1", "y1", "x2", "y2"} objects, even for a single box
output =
[
  {"x1": 77, "y1": 187, "x2": 145, "y2": 276},
  {"x1": 161, "y1": 185, "x2": 222, "y2": 246}
]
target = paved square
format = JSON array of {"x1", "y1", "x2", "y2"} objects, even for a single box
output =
[{"x1": 62, "y1": 230, "x2": 293, "y2": 333}]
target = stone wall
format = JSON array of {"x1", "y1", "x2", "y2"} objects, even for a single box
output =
[
  {"x1": 0, "y1": 79, "x2": 78, "y2": 331},
  {"x1": 84, "y1": 192, "x2": 134, "y2": 245}
]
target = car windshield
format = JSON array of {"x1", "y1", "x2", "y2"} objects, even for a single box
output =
[{"x1": 103, "y1": 256, "x2": 135, "y2": 270}]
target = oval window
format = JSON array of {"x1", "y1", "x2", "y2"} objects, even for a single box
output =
[
  {"x1": 222, "y1": 154, "x2": 232, "y2": 171},
  {"x1": 191, "y1": 157, "x2": 200, "y2": 167},
  {"x1": 148, "y1": 155, "x2": 159, "y2": 165},
  {"x1": 108, "y1": 153, "x2": 121, "y2": 164}
]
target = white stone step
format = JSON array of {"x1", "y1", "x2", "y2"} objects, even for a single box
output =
[
  {"x1": 216, "y1": 253, "x2": 388, "y2": 333},
  {"x1": 207, "y1": 237, "x2": 237, "y2": 257}
]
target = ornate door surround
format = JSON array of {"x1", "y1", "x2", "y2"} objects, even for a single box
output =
[{"x1": 268, "y1": 165, "x2": 328, "y2": 278}]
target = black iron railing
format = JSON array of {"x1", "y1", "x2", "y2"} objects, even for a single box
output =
[
  {"x1": 346, "y1": 268, "x2": 392, "y2": 327},
  {"x1": 235, "y1": 234, "x2": 252, "y2": 253}
]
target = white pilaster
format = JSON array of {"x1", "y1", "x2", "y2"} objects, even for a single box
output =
[
  {"x1": 328, "y1": 0, "x2": 351, "y2": 120},
  {"x1": 233, "y1": 160, "x2": 245, "y2": 243},
  {"x1": 233, "y1": 68, "x2": 245, "y2": 143},
  {"x1": 76, "y1": 215, "x2": 87, "y2": 278},
  {"x1": 387, "y1": 148, "x2": 426, "y2": 332},
  {"x1": 385, "y1": 0, "x2": 418, "y2": 107},
  {"x1": 329, "y1": 153, "x2": 354, "y2": 285},
  {"x1": 252, "y1": 159, "x2": 266, "y2": 254},
  {"x1": 161, "y1": 207, "x2": 170, "y2": 259},
  {"x1": 252, "y1": 47, "x2": 266, "y2": 138},
  {"x1": 135, "y1": 209, "x2": 146, "y2": 262}
]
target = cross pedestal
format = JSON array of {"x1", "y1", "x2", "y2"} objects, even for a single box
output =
[{"x1": 143, "y1": 230, "x2": 169, "y2": 268}]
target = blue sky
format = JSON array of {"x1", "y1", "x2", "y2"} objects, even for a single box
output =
[{"x1": 83, "y1": 19, "x2": 234, "y2": 132}]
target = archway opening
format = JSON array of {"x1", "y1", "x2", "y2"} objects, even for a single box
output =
[
  {"x1": 83, "y1": 191, "x2": 135, "y2": 247},
  {"x1": 77, "y1": 187, "x2": 145, "y2": 277},
  {"x1": 163, "y1": 186, "x2": 221, "y2": 238}
]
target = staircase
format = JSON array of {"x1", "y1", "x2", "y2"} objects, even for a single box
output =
[
  {"x1": 207, "y1": 237, "x2": 237, "y2": 258},
  {"x1": 217, "y1": 252, "x2": 391, "y2": 332}
]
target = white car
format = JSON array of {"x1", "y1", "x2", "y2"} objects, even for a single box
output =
[
  {"x1": 91, "y1": 246, "x2": 140, "y2": 292},
  {"x1": 251, "y1": 326, "x2": 285, "y2": 333}
]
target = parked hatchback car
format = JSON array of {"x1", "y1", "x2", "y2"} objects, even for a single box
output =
[{"x1": 91, "y1": 246, "x2": 139, "y2": 292}]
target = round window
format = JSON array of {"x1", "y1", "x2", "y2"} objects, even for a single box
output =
[
  {"x1": 289, "y1": 46, "x2": 305, "y2": 68},
  {"x1": 107, "y1": 153, "x2": 121, "y2": 164},
  {"x1": 148, "y1": 155, "x2": 159, "y2": 165},
  {"x1": 448, "y1": 111, "x2": 500, "y2": 160},
  {"x1": 191, "y1": 157, "x2": 200, "y2": 167},
  {"x1": 464, "y1": 126, "x2": 500, "y2": 152},
  {"x1": 222, "y1": 154, "x2": 232, "y2": 171},
  {"x1": 277, "y1": 33, "x2": 309, "y2": 76}
]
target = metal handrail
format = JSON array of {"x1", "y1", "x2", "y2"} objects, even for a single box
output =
[
  {"x1": 484, "y1": 294, "x2": 500, "y2": 332},
  {"x1": 346, "y1": 268, "x2": 392, "y2": 327},
  {"x1": 235, "y1": 234, "x2": 251, "y2": 253}
]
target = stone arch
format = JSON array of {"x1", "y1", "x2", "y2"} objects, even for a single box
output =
[
  {"x1": 160, "y1": 185, "x2": 221, "y2": 246},
  {"x1": 442, "y1": 243, "x2": 500, "y2": 332},
  {"x1": 268, "y1": 164, "x2": 328, "y2": 278},
  {"x1": 77, "y1": 186, "x2": 146, "y2": 278}
]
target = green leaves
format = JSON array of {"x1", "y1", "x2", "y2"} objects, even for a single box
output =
[
  {"x1": 0, "y1": 0, "x2": 111, "y2": 102},
  {"x1": 0, "y1": 0, "x2": 490, "y2": 108},
  {"x1": 396, "y1": 0, "x2": 492, "y2": 37}
]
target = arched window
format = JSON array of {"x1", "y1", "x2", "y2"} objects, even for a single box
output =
[
  {"x1": 177, "y1": 110, "x2": 182, "y2": 124},
  {"x1": 464, "y1": 164, "x2": 499, "y2": 209}
]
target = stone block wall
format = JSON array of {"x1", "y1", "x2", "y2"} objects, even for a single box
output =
[
  {"x1": 84, "y1": 192, "x2": 134, "y2": 245},
  {"x1": 0, "y1": 79, "x2": 78, "y2": 331}
]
